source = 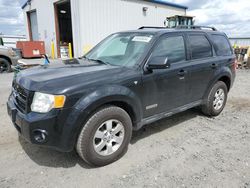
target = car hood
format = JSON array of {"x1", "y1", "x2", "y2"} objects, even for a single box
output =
[
  {"x1": 0, "y1": 45, "x2": 11, "y2": 50},
  {"x1": 15, "y1": 59, "x2": 133, "y2": 94}
]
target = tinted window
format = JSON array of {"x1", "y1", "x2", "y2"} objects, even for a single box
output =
[
  {"x1": 151, "y1": 36, "x2": 186, "y2": 63},
  {"x1": 211, "y1": 35, "x2": 232, "y2": 56},
  {"x1": 189, "y1": 35, "x2": 212, "y2": 59}
]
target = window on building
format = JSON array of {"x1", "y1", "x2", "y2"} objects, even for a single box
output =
[
  {"x1": 151, "y1": 36, "x2": 186, "y2": 64},
  {"x1": 189, "y1": 35, "x2": 212, "y2": 59},
  {"x1": 211, "y1": 35, "x2": 232, "y2": 56}
]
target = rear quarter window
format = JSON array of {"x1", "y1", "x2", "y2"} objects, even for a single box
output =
[{"x1": 211, "y1": 34, "x2": 232, "y2": 56}]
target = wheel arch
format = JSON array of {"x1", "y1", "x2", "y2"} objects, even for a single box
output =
[
  {"x1": 60, "y1": 86, "x2": 143, "y2": 151},
  {"x1": 0, "y1": 55, "x2": 12, "y2": 64},
  {"x1": 76, "y1": 96, "x2": 141, "y2": 127},
  {"x1": 203, "y1": 72, "x2": 232, "y2": 101},
  {"x1": 218, "y1": 75, "x2": 231, "y2": 91},
  {"x1": 102, "y1": 101, "x2": 137, "y2": 125},
  {"x1": 73, "y1": 85, "x2": 143, "y2": 125}
]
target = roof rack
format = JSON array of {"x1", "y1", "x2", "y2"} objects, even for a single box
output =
[
  {"x1": 138, "y1": 25, "x2": 217, "y2": 31},
  {"x1": 138, "y1": 26, "x2": 167, "y2": 30},
  {"x1": 176, "y1": 25, "x2": 217, "y2": 31}
]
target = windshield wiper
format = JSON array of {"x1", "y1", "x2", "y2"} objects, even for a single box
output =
[
  {"x1": 79, "y1": 55, "x2": 88, "y2": 60},
  {"x1": 89, "y1": 58, "x2": 109, "y2": 65},
  {"x1": 79, "y1": 56, "x2": 110, "y2": 65}
]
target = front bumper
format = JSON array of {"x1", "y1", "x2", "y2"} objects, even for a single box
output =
[
  {"x1": 10, "y1": 55, "x2": 20, "y2": 66},
  {"x1": 7, "y1": 94, "x2": 75, "y2": 152}
]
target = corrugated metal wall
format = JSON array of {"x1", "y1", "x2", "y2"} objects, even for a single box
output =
[
  {"x1": 23, "y1": 0, "x2": 185, "y2": 58},
  {"x1": 0, "y1": 35, "x2": 26, "y2": 48},
  {"x1": 229, "y1": 38, "x2": 250, "y2": 47},
  {"x1": 76, "y1": 0, "x2": 185, "y2": 57},
  {"x1": 23, "y1": 0, "x2": 60, "y2": 57}
]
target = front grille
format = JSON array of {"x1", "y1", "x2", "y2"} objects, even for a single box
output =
[{"x1": 12, "y1": 81, "x2": 32, "y2": 114}]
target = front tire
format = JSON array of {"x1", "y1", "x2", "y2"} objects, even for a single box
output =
[
  {"x1": 76, "y1": 106, "x2": 132, "y2": 166},
  {"x1": 0, "y1": 58, "x2": 11, "y2": 73},
  {"x1": 202, "y1": 81, "x2": 228, "y2": 116}
]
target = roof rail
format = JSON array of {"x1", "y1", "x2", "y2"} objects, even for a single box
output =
[
  {"x1": 138, "y1": 26, "x2": 167, "y2": 30},
  {"x1": 176, "y1": 25, "x2": 217, "y2": 31}
]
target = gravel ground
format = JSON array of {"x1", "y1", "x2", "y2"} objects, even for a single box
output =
[{"x1": 0, "y1": 70, "x2": 250, "y2": 188}]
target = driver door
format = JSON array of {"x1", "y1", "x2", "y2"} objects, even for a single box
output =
[{"x1": 141, "y1": 34, "x2": 188, "y2": 118}]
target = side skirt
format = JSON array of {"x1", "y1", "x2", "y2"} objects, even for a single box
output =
[{"x1": 134, "y1": 100, "x2": 202, "y2": 130}]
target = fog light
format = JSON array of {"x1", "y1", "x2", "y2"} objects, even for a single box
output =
[{"x1": 33, "y1": 129, "x2": 48, "y2": 143}]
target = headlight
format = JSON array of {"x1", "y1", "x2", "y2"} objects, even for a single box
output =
[
  {"x1": 8, "y1": 48, "x2": 17, "y2": 56},
  {"x1": 31, "y1": 92, "x2": 66, "y2": 113}
]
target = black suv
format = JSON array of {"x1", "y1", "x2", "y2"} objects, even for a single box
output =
[{"x1": 7, "y1": 26, "x2": 236, "y2": 166}]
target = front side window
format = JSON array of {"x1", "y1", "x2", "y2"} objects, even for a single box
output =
[
  {"x1": 189, "y1": 34, "x2": 212, "y2": 59},
  {"x1": 85, "y1": 33, "x2": 154, "y2": 67},
  {"x1": 211, "y1": 35, "x2": 232, "y2": 56},
  {"x1": 150, "y1": 36, "x2": 186, "y2": 64}
]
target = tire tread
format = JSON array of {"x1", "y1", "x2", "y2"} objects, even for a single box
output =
[{"x1": 76, "y1": 105, "x2": 132, "y2": 166}]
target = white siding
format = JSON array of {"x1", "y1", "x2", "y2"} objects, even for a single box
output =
[
  {"x1": 23, "y1": 0, "x2": 186, "y2": 57},
  {"x1": 71, "y1": 0, "x2": 82, "y2": 57},
  {"x1": 76, "y1": 0, "x2": 185, "y2": 56},
  {"x1": 23, "y1": 0, "x2": 59, "y2": 57},
  {"x1": 0, "y1": 35, "x2": 26, "y2": 48},
  {"x1": 229, "y1": 38, "x2": 250, "y2": 47}
]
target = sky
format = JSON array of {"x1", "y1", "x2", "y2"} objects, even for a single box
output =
[
  {"x1": 0, "y1": 0, "x2": 249, "y2": 37},
  {"x1": 168, "y1": 0, "x2": 250, "y2": 37},
  {"x1": 0, "y1": 0, "x2": 25, "y2": 35}
]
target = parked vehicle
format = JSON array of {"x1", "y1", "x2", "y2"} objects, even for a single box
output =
[
  {"x1": 0, "y1": 45, "x2": 21, "y2": 73},
  {"x1": 165, "y1": 15, "x2": 194, "y2": 28},
  {"x1": 7, "y1": 26, "x2": 236, "y2": 166}
]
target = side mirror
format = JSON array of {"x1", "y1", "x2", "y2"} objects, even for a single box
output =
[{"x1": 147, "y1": 56, "x2": 170, "y2": 70}]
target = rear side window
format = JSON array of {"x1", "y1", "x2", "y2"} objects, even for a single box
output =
[
  {"x1": 151, "y1": 36, "x2": 186, "y2": 64},
  {"x1": 211, "y1": 35, "x2": 232, "y2": 56},
  {"x1": 189, "y1": 34, "x2": 212, "y2": 59}
]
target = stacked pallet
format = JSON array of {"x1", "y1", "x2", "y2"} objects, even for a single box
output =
[{"x1": 234, "y1": 47, "x2": 249, "y2": 69}]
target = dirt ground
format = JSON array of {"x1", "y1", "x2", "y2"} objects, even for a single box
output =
[{"x1": 0, "y1": 70, "x2": 250, "y2": 188}]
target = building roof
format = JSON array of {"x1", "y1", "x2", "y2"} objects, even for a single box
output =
[
  {"x1": 145, "y1": 0, "x2": 188, "y2": 9},
  {"x1": 229, "y1": 37, "x2": 250, "y2": 40},
  {"x1": 22, "y1": 0, "x2": 188, "y2": 10},
  {"x1": 21, "y1": 0, "x2": 31, "y2": 9}
]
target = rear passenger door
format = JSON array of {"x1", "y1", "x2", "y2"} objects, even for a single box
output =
[{"x1": 185, "y1": 33, "x2": 217, "y2": 103}]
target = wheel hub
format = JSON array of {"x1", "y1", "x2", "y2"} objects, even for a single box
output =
[
  {"x1": 213, "y1": 88, "x2": 225, "y2": 110},
  {"x1": 0, "y1": 62, "x2": 7, "y2": 72},
  {"x1": 103, "y1": 131, "x2": 114, "y2": 142}
]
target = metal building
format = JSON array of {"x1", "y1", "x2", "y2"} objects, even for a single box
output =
[
  {"x1": 229, "y1": 37, "x2": 250, "y2": 47},
  {"x1": 22, "y1": 0, "x2": 188, "y2": 58},
  {"x1": 0, "y1": 35, "x2": 26, "y2": 48}
]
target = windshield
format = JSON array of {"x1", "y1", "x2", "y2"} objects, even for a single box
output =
[{"x1": 85, "y1": 33, "x2": 154, "y2": 67}]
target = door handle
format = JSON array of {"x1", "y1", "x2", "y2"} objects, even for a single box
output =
[
  {"x1": 210, "y1": 63, "x2": 218, "y2": 69},
  {"x1": 178, "y1": 69, "x2": 187, "y2": 76}
]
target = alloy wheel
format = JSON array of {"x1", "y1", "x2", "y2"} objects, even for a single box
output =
[
  {"x1": 213, "y1": 88, "x2": 225, "y2": 110},
  {"x1": 93, "y1": 119, "x2": 125, "y2": 156}
]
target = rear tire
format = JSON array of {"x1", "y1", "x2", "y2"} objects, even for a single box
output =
[
  {"x1": 76, "y1": 106, "x2": 132, "y2": 166},
  {"x1": 202, "y1": 81, "x2": 228, "y2": 116},
  {"x1": 0, "y1": 58, "x2": 11, "y2": 73}
]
